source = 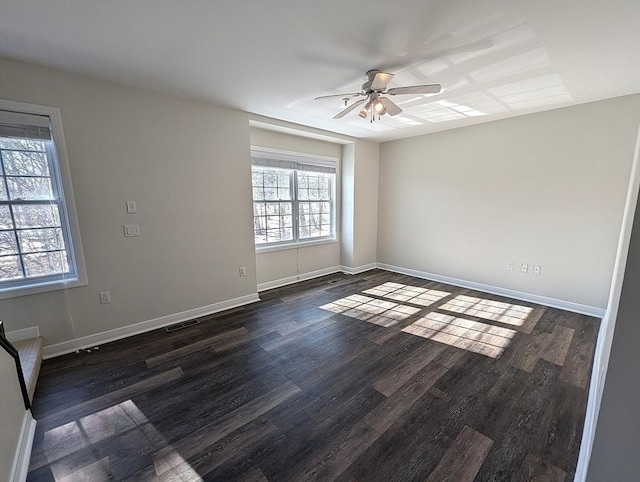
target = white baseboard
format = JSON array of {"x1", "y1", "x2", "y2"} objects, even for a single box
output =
[
  {"x1": 43, "y1": 293, "x2": 260, "y2": 359},
  {"x1": 257, "y1": 266, "x2": 341, "y2": 292},
  {"x1": 340, "y1": 263, "x2": 377, "y2": 275},
  {"x1": 6, "y1": 326, "x2": 40, "y2": 343},
  {"x1": 10, "y1": 411, "x2": 36, "y2": 482},
  {"x1": 376, "y1": 263, "x2": 605, "y2": 318}
]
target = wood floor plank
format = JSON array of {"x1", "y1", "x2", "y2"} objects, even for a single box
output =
[
  {"x1": 510, "y1": 331, "x2": 552, "y2": 372},
  {"x1": 158, "y1": 417, "x2": 276, "y2": 481},
  {"x1": 145, "y1": 327, "x2": 248, "y2": 367},
  {"x1": 38, "y1": 367, "x2": 184, "y2": 428},
  {"x1": 559, "y1": 340, "x2": 595, "y2": 389},
  {"x1": 520, "y1": 454, "x2": 567, "y2": 482},
  {"x1": 366, "y1": 362, "x2": 448, "y2": 433},
  {"x1": 373, "y1": 342, "x2": 446, "y2": 397},
  {"x1": 152, "y1": 380, "x2": 301, "y2": 476},
  {"x1": 425, "y1": 425, "x2": 494, "y2": 482},
  {"x1": 541, "y1": 325, "x2": 575, "y2": 366},
  {"x1": 260, "y1": 316, "x2": 340, "y2": 352}
]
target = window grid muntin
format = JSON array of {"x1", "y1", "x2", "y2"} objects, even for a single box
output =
[
  {"x1": 252, "y1": 165, "x2": 335, "y2": 247},
  {"x1": 0, "y1": 138, "x2": 75, "y2": 285}
]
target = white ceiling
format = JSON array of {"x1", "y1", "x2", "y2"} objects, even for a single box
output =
[{"x1": 1, "y1": 0, "x2": 639, "y2": 142}]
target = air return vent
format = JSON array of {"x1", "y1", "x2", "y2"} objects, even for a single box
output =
[{"x1": 164, "y1": 318, "x2": 200, "y2": 333}]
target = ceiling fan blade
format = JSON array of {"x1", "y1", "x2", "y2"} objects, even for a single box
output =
[
  {"x1": 371, "y1": 72, "x2": 394, "y2": 90},
  {"x1": 381, "y1": 97, "x2": 402, "y2": 116},
  {"x1": 387, "y1": 84, "x2": 442, "y2": 96},
  {"x1": 315, "y1": 92, "x2": 362, "y2": 101},
  {"x1": 333, "y1": 99, "x2": 366, "y2": 119}
]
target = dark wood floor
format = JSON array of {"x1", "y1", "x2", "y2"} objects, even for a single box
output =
[{"x1": 27, "y1": 270, "x2": 600, "y2": 481}]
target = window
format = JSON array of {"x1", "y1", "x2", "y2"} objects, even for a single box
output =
[
  {"x1": 251, "y1": 149, "x2": 336, "y2": 247},
  {"x1": 0, "y1": 100, "x2": 86, "y2": 298}
]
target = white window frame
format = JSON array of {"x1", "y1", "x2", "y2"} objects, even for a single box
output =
[
  {"x1": 251, "y1": 147, "x2": 338, "y2": 251},
  {"x1": 0, "y1": 99, "x2": 87, "y2": 299}
]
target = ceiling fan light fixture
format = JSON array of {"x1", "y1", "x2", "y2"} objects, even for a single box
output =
[{"x1": 372, "y1": 99, "x2": 386, "y2": 115}]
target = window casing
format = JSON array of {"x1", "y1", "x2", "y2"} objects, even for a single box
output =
[
  {"x1": 251, "y1": 149, "x2": 336, "y2": 248},
  {"x1": 0, "y1": 100, "x2": 86, "y2": 298}
]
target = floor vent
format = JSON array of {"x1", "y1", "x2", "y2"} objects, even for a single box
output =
[{"x1": 164, "y1": 318, "x2": 200, "y2": 333}]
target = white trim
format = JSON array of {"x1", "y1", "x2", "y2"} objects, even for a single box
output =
[
  {"x1": 5, "y1": 326, "x2": 40, "y2": 343},
  {"x1": 256, "y1": 238, "x2": 338, "y2": 254},
  {"x1": 42, "y1": 293, "x2": 260, "y2": 359},
  {"x1": 376, "y1": 263, "x2": 605, "y2": 318},
  {"x1": 340, "y1": 263, "x2": 377, "y2": 275},
  {"x1": 257, "y1": 266, "x2": 341, "y2": 292},
  {"x1": 574, "y1": 124, "x2": 640, "y2": 482},
  {"x1": 9, "y1": 411, "x2": 36, "y2": 482}
]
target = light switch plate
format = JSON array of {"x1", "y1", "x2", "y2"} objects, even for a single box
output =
[{"x1": 126, "y1": 201, "x2": 137, "y2": 213}]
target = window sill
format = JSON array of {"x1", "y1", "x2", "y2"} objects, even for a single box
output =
[
  {"x1": 255, "y1": 238, "x2": 338, "y2": 254},
  {"x1": 0, "y1": 277, "x2": 88, "y2": 300}
]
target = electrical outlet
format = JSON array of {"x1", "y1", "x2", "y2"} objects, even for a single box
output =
[
  {"x1": 506, "y1": 261, "x2": 514, "y2": 271},
  {"x1": 521, "y1": 263, "x2": 529, "y2": 273},
  {"x1": 124, "y1": 224, "x2": 140, "y2": 237},
  {"x1": 239, "y1": 266, "x2": 246, "y2": 277},
  {"x1": 533, "y1": 265, "x2": 542, "y2": 275},
  {"x1": 99, "y1": 291, "x2": 111, "y2": 304}
]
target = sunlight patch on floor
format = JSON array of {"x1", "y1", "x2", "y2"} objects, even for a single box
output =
[
  {"x1": 439, "y1": 295, "x2": 532, "y2": 327},
  {"x1": 403, "y1": 312, "x2": 517, "y2": 358},
  {"x1": 320, "y1": 294, "x2": 421, "y2": 327},
  {"x1": 42, "y1": 399, "x2": 202, "y2": 481},
  {"x1": 363, "y1": 282, "x2": 451, "y2": 306}
]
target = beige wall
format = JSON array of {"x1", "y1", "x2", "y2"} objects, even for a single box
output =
[
  {"x1": 250, "y1": 127, "x2": 342, "y2": 158},
  {"x1": 0, "y1": 349, "x2": 28, "y2": 482},
  {"x1": 377, "y1": 95, "x2": 640, "y2": 309},
  {"x1": 0, "y1": 57, "x2": 258, "y2": 345},
  {"x1": 352, "y1": 140, "x2": 380, "y2": 268},
  {"x1": 341, "y1": 140, "x2": 380, "y2": 270}
]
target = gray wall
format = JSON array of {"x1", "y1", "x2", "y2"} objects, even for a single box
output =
[{"x1": 587, "y1": 191, "x2": 640, "y2": 481}]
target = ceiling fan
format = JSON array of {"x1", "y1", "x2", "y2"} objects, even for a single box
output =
[{"x1": 314, "y1": 69, "x2": 441, "y2": 122}]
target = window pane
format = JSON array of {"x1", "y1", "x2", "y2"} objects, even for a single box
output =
[
  {"x1": 252, "y1": 187, "x2": 264, "y2": 201},
  {"x1": 278, "y1": 188, "x2": 290, "y2": 200},
  {"x1": 0, "y1": 180, "x2": 7, "y2": 201},
  {"x1": 277, "y1": 173, "x2": 289, "y2": 189},
  {"x1": 265, "y1": 202, "x2": 279, "y2": 215},
  {"x1": 0, "y1": 206, "x2": 12, "y2": 229},
  {"x1": 279, "y1": 203, "x2": 292, "y2": 215},
  {"x1": 23, "y1": 251, "x2": 69, "y2": 278},
  {"x1": 264, "y1": 186, "x2": 278, "y2": 200},
  {"x1": 2, "y1": 150, "x2": 50, "y2": 176},
  {"x1": 0, "y1": 231, "x2": 19, "y2": 255},
  {"x1": 0, "y1": 138, "x2": 45, "y2": 151},
  {"x1": 13, "y1": 204, "x2": 61, "y2": 228},
  {"x1": 253, "y1": 202, "x2": 266, "y2": 217},
  {"x1": 18, "y1": 228, "x2": 65, "y2": 254},
  {"x1": 7, "y1": 176, "x2": 54, "y2": 200},
  {"x1": 0, "y1": 255, "x2": 23, "y2": 280},
  {"x1": 298, "y1": 188, "x2": 308, "y2": 200}
]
